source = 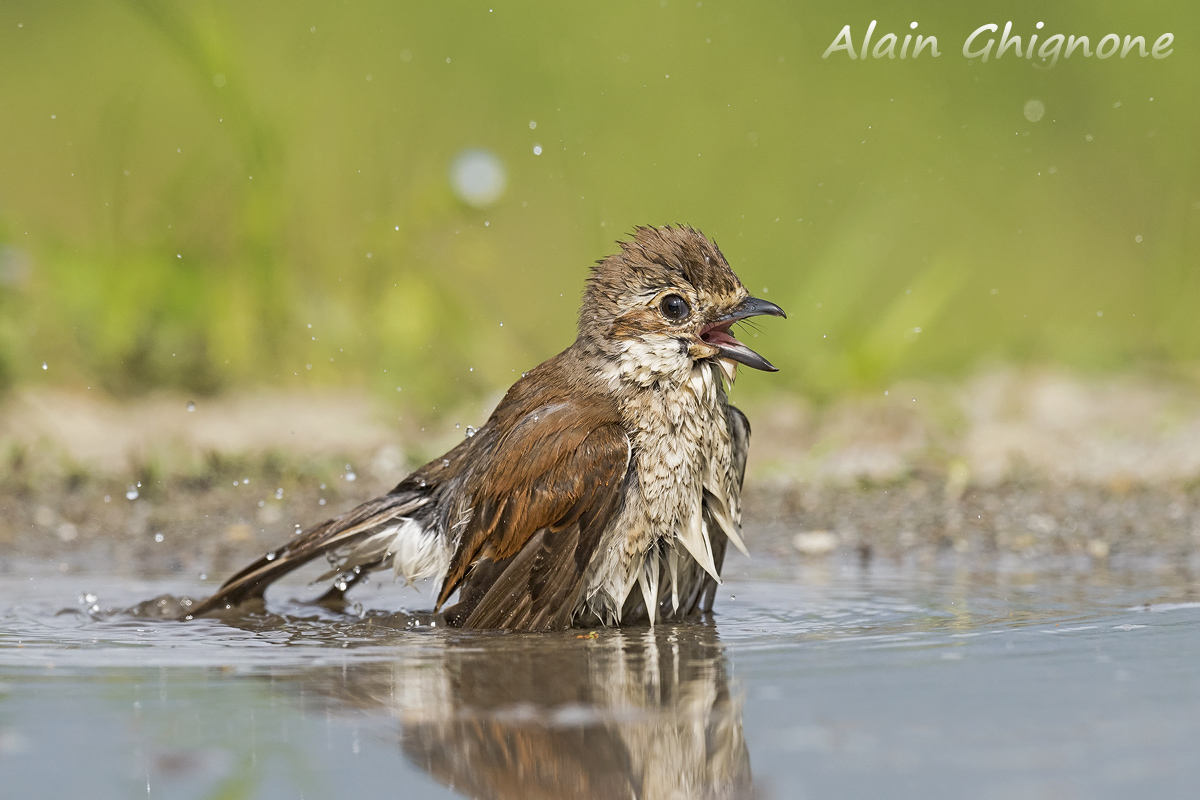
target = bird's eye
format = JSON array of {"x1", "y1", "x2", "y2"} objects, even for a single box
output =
[{"x1": 659, "y1": 294, "x2": 690, "y2": 321}]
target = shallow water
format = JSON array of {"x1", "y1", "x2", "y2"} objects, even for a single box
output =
[{"x1": 1, "y1": 554, "x2": 1199, "y2": 800}]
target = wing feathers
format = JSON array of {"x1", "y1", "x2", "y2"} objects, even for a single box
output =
[
  {"x1": 442, "y1": 420, "x2": 630, "y2": 630},
  {"x1": 437, "y1": 401, "x2": 627, "y2": 609},
  {"x1": 187, "y1": 492, "x2": 429, "y2": 616}
]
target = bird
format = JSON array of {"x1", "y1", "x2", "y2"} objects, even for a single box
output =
[{"x1": 188, "y1": 225, "x2": 785, "y2": 630}]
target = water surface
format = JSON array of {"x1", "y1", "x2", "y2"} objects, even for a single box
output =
[{"x1": 1, "y1": 554, "x2": 1198, "y2": 799}]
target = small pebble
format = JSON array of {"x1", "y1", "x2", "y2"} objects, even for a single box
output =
[{"x1": 793, "y1": 530, "x2": 839, "y2": 556}]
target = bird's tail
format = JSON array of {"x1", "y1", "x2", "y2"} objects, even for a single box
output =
[{"x1": 186, "y1": 491, "x2": 434, "y2": 618}]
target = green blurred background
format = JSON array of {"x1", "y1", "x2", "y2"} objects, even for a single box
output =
[{"x1": 0, "y1": 1, "x2": 1197, "y2": 411}]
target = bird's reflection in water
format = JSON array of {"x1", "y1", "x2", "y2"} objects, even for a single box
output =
[{"x1": 311, "y1": 621, "x2": 752, "y2": 800}]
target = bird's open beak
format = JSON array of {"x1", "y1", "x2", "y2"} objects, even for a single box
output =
[{"x1": 698, "y1": 296, "x2": 787, "y2": 372}]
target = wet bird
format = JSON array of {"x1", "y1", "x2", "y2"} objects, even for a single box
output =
[{"x1": 189, "y1": 225, "x2": 785, "y2": 630}]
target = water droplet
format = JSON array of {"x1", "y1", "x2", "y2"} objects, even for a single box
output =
[
  {"x1": 1023, "y1": 99, "x2": 1045, "y2": 123},
  {"x1": 529, "y1": 120, "x2": 537, "y2": 129},
  {"x1": 125, "y1": 487, "x2": 139, "y2": 500},
  {"x1": 186, "y1": 400, "x2": 195, "y2": 412},
  {"x1": 442, "y1": 459, "x2": 450, "y2": 467},
  {"x1": 154, "y1": 533, "x2": 164, "y2": 543},
  {"x1": 532, "y1": 144, "x2": 543, "y2": 155},
  {"x1": 42, "y1": 362, "x2": 48, "y2": 370},
  {"x1": 449, "y1": 149, "x2": 507, "y2": 208},
  {"x1": 319, "y1": 498, "x2": 326, "y2": 505},
  {"x1": 1135, "y1": 235, "x2": 1143, "y2": 243},
  {"x1": 465, "y1": 425, "x2": 477, "y2": 438},
  {"x1": 265, "y1": 551, "x2": 277, "y2": 561},
  {"x1": 345, "y1": 472, "x2": 357, "y2": 482},
  {"x1": 276, "y1": 487, "x2": 284, "y2": 499}
]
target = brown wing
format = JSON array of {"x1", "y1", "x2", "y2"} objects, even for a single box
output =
[{"x1": 437, "y1": 401, "x2": 630, "y2": 631}]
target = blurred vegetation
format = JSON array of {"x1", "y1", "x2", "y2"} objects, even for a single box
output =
[{"x1": 0, "y1": 1, "x2": 1197, "y2": 410}]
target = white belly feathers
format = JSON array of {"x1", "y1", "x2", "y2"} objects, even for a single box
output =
[{"x1": 582, "y1": 358, "x2": 743, "y2": 624}]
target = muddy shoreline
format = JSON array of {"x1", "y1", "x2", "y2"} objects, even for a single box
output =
[
  {"x1": 3, "y1": 466, "x2": 1197, "y2": 582},
  {"x1": 3, "y1": 369, "x2": 1200, "y2": 579}
]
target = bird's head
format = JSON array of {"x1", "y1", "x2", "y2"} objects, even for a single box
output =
[{"x1": 579, "y1": 225, "x2": 786, "y2": 384}]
